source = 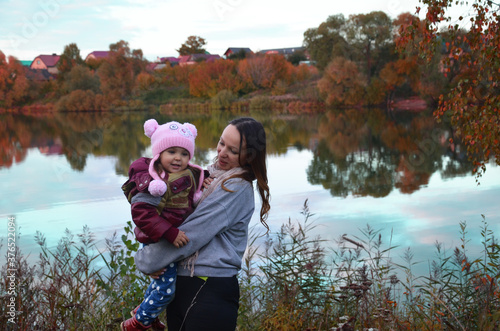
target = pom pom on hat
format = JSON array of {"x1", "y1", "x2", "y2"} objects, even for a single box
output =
[
  {"x1": 144, "y1": 119, "x2": 159, "y2": 138},
  {"x1": 149, "y1": 179, "x2": 167, "y2": 196}
]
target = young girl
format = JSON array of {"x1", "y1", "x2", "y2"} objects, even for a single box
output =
[{"x1": 121, "y1": 119, "x2": 206, "y2": 331}]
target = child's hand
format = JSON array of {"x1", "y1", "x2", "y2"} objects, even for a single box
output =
[
  {"x1": 149, "y1": 268, "x2": 166, "y2": 279},
  {"x1": 203, "y1": 176, "x2": 214, "y2": 190},
  {"x1": 173, "y1": 231, "x2": 189, "y2": 248}
]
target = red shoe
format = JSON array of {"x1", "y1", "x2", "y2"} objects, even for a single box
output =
[
  {"x1": 120, "y1": 315, "x2": 151, "y2": 331},
  {"x1": 131, "y1": 305, "x2": 166, "y2": 331}
]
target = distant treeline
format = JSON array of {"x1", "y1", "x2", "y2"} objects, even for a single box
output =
[{"x1": 0, "y1": 11, "x2": 475, "y2": 113}]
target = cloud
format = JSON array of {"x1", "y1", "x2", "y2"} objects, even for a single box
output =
[{"x1": 1, "y1": 0, "x2": 429, "y2": 60}]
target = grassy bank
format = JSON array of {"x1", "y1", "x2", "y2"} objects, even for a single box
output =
[
  {"x1": 1, "y1": 202, "x2": 499, "y2": 330},
  {"x1": 1, "y1": 85, "x2": 326, "y2": 116}
]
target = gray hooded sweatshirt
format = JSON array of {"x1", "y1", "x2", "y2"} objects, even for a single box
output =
[{"x1": 134, "y1": 178, "x2": 255, "y2": 277}]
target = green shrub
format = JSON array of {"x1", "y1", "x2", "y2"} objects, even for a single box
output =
[
  {"x1": 210, "y1": 89, "x2": 237, "y2": 110},
  {"x1": 249, "y1": 95, "x2": 272, "y2": 111},
  {"x1": 55, "y1": 89, "x2": 98, "y2": 111}
]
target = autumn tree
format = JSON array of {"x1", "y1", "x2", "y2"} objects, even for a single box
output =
[
  {"x1": 135, "y1": 72, "x2": 156, "y2": 92},
  {"x1": 97, "y1": 40, "x2": 146, "y2": 103},
  {"x1": 161, "y1": 64, "x2": 193, "y2": 87},
  {"x1": 390, "y1": 12, "x2": 448, "y2": 105},
  {"x1": 177, "y1": 36, "x2": 207, "y2": 56},
  {"x1": 0, "y1": 52, "x2": 29, "y2": 108},
  {"x1": 238, "y1": 56, "x2": 274, "y2": 90},
  {"x1": 303, "y1": 14, "x2": 350, "y2": 70},
  {"x1": 345, "y1": 11, "x2": 394, "y2": 81},
  {"x1": 305, "y1": 12, "x2": 399, "y2": 106},
  {"x1": 57, "y1": 43, "x2": 84, "y2": 79},
  {"x1": 238, "y1": 54, "x2": 293, "y2": 91},
  {"x1": 188, "y1": 59, "x2": 243, "y2": 98},
  {"x1": 399, "y1": 0, "x2": 500, "y2": 177},
  {"x1": 317, "y1": 57, "x2": 366, "y2": 106},
  {"x1": 379, "y1": 59, "x2": 416, "y2": 105},
  {"x1": 63, "y1": 64, "x2": 100, "y2": 93}
]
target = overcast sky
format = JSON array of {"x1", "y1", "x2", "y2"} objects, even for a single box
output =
[{"x1": 0, "y1": 0, "x2": 454, "y2": 62}]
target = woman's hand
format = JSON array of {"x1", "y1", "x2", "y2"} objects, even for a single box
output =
[{"x1": 173, "y1": 230, "x2": 189, "y2": 248}]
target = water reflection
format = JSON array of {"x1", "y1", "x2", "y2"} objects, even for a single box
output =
[
  {"x1": 1, "y1": 110, "x2": 498, "y2": 278},
  {"x1": 307, "y1": 109, "x2": 472, "y2": 197},
  {"x1": 0, "y1": 109, "x2": 472, "y2": 198}
]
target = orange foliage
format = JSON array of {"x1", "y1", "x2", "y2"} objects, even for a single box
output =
[
  {"x1": 380, "y1": 60, "x2": 409, "y2": 91},
  {"x1": 395, "y1": 155, "x2": 431, "y2": 194},
  {"x1": 292, "y1": 63, "x2": 318, "y2": 82},
  {"x1": 317, "y1": 57, "x2": 366, "y2": 106},
  {"x1": 0, "y1": 52, "x2": 29, "y2": 108},
  {"x1": 188, "y1": 59, "x2": 243, "y2": 98},
  {"x1": 97, "y1": 40, "x2": 146, "y2": 103},
  {"x1": 158, "y1": 64, "x2": 193, "y2": 86},
  {"x1": 238, "y1": 56, "x2": 274, "y2": 90},
  {"x1": 0, "y1": 115, "x2": 30, "y2": 168},
  {"x1": 136, "y1": 72, "x2": 156, "y2": 91},
  {"x1": 318, "y1": 109, "x2": 368, "y2": 158},
  {"x1": 398, "y1": 2, "x2": 500, "y2": 177},
  {"x1": 268, "y1": 55, "x2": 293, "y2": 84},
  {"x1": 380, "y1": 122, "x2": 416, "y2": 153},
  {"x1": 237, "y1": 55, "x2": 294, "y2": 91}
]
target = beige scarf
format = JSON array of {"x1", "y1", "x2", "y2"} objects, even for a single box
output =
[
  {"x1": 196, "y1": 163, "x2": 247, "y2": 205},
  {"x1": 182, "y1": 163, "x2": 247, "y2": 275}
]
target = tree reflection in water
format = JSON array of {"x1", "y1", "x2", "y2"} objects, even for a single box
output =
[
  {"x1": 307, "y1": 108, "x2": 472, "y2": 197},
  {"x1": 1, "y1": 109, "x2": 473, "y2": 198}
]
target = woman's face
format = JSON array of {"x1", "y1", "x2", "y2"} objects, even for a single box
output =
[{"x1": 217, "y1": 124, "x2": 246, "y2": 170}]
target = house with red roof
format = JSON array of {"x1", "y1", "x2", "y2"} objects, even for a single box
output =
[
  {"x1": 146, "y1": 63, "x2": 168, "y2": 71},
  {"x1": 85, "y1": 51, "x2": 110, "y2": 62},
  {"x1": 178, "y1": 54, "x2": 221, "y2": 66},
  {"x1": 30, "y1": 54, "x2": 60, "y2": 75},
  {"x1": 178, "y1": 55, "x2": 192, "y2": 66},
  {"x1": 258, "y1": 47, "x2": 307, "y2": 58},
  {"x1": 158, "y1": 56, "x2": 179, "y2": 65}
]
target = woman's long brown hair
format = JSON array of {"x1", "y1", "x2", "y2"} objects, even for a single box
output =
[{"x1": 225, "y1": 117, "x2": 270, "y2": 232}]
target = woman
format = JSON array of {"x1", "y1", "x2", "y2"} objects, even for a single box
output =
[{"x1": 133, "y1": 117, "x2": 271, "y2": 331}]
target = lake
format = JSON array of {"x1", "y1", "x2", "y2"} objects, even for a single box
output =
[{"x1": 1, "y1": 109, "x2": 499, "y2": 277}]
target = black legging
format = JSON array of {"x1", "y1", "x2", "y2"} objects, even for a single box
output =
[{"x1": 166, "y1": 275, "x2": 239, "y2": 331}]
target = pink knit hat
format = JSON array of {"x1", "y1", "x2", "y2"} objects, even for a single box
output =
[{"x1": 144, "y1": 119, "x2": 198, "y2": 196}]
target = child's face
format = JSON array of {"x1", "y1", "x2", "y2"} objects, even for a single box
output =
[{"x1": 160, "y1": 147, "x2": 190, "y2": 173}]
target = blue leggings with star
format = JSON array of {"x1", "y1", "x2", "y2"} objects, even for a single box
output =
[{"x1": 134, "y1": 262, "x2": 177, "y2": 326}]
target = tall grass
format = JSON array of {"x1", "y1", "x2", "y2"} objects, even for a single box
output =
[
  {"x1": 238, "y1": 202, "x2": 500, "y2": 330},
  {"x1": 1, "y1": 205, "x2": 498, "y2": 330},
  {"x1": 0, "y1": 221, "x2": 152, "y2": 330}
]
